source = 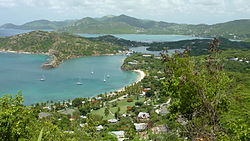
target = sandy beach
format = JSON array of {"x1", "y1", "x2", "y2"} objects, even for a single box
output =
[{"x1": 106, "y1": 69, "x2": 146, "y2": 96}]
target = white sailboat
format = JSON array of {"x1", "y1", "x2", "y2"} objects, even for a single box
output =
[
  {"x1": 40, "y1": 75, "x2": 46, "y2": 81},
  {"x1": 76, "y1": 78, "x2": 83, "y2": 85},
  {"x1": 107, "y1": 73, "x2": 110, "y2": 78},
  {"x1": 103, "y1": 75, "x2": 106, "y2": 82}
]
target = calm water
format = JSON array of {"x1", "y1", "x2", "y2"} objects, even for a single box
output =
[
  {"x1": 0, "y1": 53, "x2": 137, "y2": 105},
  {"x1": 0, "y1": 29, "x2": 197, "y2": 105},
  {"x1": 79, "y1": 34, "x2": 206, "y2": 42}
]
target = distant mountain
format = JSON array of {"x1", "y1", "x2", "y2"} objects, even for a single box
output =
[
  {"x1": 0, "y1": 20, "x2": 76, "y2": 30},
  {"x1": 58, "y1": 15, "x2": 250, "y2": 40},
  {"x1": 2, "y1": 15, "x2": 250, "y2": 40}
]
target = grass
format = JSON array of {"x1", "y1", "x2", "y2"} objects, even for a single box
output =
[{"x1": 91, "y1": 95, "x2": 145, "y2": 120}]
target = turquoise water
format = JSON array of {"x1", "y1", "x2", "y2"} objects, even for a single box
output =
[
  {"x1": 79, "y1": 34, "x2": 206, "y2": 42},
  {"x1": 0, "y1": 30, "x2": 198, "y2": 105},
  {"x1": 0, "y1": 53, "x2": 137, "y2": 105}
]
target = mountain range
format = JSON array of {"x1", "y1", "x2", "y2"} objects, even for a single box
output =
[{"x1": 1, "y1": 15, "x2": 250, "y2": 40}]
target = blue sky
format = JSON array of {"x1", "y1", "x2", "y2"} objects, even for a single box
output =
[{"x1": 1, "y1": 0, "x2": 250, "y2": 25}]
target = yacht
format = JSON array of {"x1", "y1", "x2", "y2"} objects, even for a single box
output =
[{"x1": 40, "y1": 75, "x2": 46, "y2": 81}]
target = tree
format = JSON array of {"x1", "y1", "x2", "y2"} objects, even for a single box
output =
[
  {"x1": 72, "y1": 98, "x2": 84, "y2": 107},
  {"x1": 0, "y1": 94, "x2": 34, "y2": 140},
  {"x1": 105, "y1": 107, "x2": 109, "y2": 117},
  {"x1": 161, "y1": 39, "x2": 231, "y2": 140}
]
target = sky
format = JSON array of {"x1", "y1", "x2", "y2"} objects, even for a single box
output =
[{"x1": 0, "y1": 0, "x2": 250, "y2": 25}]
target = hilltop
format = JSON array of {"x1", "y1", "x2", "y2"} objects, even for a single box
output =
[
  {"x1": 1, "y1": 15, "x2": 250, "y2": 41},
  {"x1": 0, "y1": 31, "x2": 125, "y2": 68},
  {"x1": 0, "y1": 20, "x2": 75, "y2": 30}
]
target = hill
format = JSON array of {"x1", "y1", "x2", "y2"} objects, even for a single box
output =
[
  {"x1": 0, "y1": 31, "x2": 125, "y2": 68},
  {"x1": 0, "y1": 20, "x2": 75, "y2": 30},
  {"x1": 59, "y1": 15, "x2": 250, "y2": 40},
  {"x1": 2, "y1": 15, "x2": 250, "y2": 40}
]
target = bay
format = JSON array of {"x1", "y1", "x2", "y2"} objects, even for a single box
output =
[
  {"x1": 0, "y1": 53, "x2": 137, "y2": 105},
  {"x1": 79, "y1": 33, "x2": 206, "y2": 42}
]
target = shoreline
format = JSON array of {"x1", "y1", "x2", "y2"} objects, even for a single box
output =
[
  {"x1": 0, "y1": 49, "x2": 145, "y2": 101},
  {"x1": 105, "y1": 69, "x2": 146, "y2": 97},
  {"x1": 0, "y1": 49, "x2": 49, "y2": 55}
]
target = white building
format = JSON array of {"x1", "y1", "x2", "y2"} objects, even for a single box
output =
[
  {"x1": 138, "y1": 112, "x2": 150, "y2": 119},
  {"x1": 110, "y1": 131, "x2": 125, "y2": 138},
  {"x1": 96, "y1": 125, "x2": 104, "y2": 131},
  {"x1": 108, "y1": 119, "x2": 118, "y2": 123},
  {"x1": 134, "y1": 123, "x2": 148, "y2": 131}
]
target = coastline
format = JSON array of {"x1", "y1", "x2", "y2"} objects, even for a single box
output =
[
  {"x1": 0, "y1": 49, "x2": 49, "y2": 55},
  {"x1": 106, "y1": 69, "x2": 146, "y2": 97},
  {"x1": 0, "y1": 49, "x2": 144, "y2": 100}
]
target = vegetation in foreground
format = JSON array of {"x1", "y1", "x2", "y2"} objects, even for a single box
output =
[{"x1": 1, "y1": 37, "x2": 250, "y2": 140}]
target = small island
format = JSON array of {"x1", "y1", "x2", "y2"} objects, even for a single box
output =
[{"x1": 0, "y1": 31, "x2": 126, "y2": 69}]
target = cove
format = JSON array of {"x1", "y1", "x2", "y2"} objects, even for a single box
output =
[{"x1": 0, "y1": 53, "x2": 137, "y2": 105}]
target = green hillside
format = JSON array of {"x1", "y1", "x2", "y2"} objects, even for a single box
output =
[
  {"x1": 0, "y1": 31, "x2": 124, "y2": 68},
  {"x1": 59, "y1": 15, "x2": 250, "y2": 40},
  {"x1": 2, "y1": 15, "x2": 250, "y2": 40},
  {"x1": 0, "y1": 20, "x2": 75, "y2": 30}
]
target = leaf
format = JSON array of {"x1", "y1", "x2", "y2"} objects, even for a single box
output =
[{"x1": 37, "y1": 128, "x2": 44, "y2": 141}]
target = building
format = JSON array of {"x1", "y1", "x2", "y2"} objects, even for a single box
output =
[
  {"x1": 38, "y1": 112, "x2": 52, "y2": 119},
  {"x1": 96, "y1": 125, "x2": 104, "y2": 131},
  {"x1": 134, "y1": 123, "x2": 148, "y2": 131},
  {"x1": 108, "y1": 119, "x2": 118, "y2": 123},
  {"x1": 142, "y1": 54, "x2": 152, "y2": 57},
  {"x1": 138, "y1": 112, "x2": 150, "y2": 119},
  {"x1": 110, "y1": 131, "x2": 125, "y2": 138}
]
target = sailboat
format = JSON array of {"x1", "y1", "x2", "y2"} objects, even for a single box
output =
[
  {"x1": 103, "y1": 75, "x2": 106, "y2": 82},
  {"x1": 76, "y1": 78, "x2": 83, "y2": 85},
  {"x1": 40, "y1": 75, "x2": 46, "y2": 81},
  {"x1": 107, "y1": 73, "x2": 110, "y2": 78}
]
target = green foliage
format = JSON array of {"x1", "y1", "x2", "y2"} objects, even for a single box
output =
[
  {"x1": 161, "y1": 39, "x2": 232, "y2": 139},
  {"x1": 0, "y1": 93, "x2": 34, "y2": 140},
  {"x1": 0, "y1": 31, "x2": 124, "y2": 68},
  {"x1": 37, "y1": 128, "x2": 44, "y2": 141}
]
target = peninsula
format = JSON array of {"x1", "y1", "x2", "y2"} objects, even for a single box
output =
[{"x1": 0, "y1": 31, "x2": 126, "y2": 69}]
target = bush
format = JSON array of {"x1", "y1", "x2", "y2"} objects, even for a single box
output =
[
  {"x1": 135, "y1": 102, "x2": 143, "y2": 106},
  {"x1": 127, "y1": 98, "x2": 134, "y2": 102}
]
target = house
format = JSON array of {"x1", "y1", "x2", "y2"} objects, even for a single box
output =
[
  {"x1": 142, "y1": 54, "x2": 152, "y2": 57},
  {"x1": 108, "y1": 119, "x2": 118, "y2": 123},
  {"x1": 155, "y1": 107, "x2": 169, "y2": 116},
  {"x1": 96, "y1": 125, "x2": 104, "y2": 131},
  {"x1": 134, "y1": 123, "x2": 148, "y2": 131},
  {"x1": 42, "y1": 106, "x2": 51, "y2": 110},
  {"x1": 80, "y1": 123, "x2": 87, "y2": 127},
  {"x1": 138, "y1": 112, "x2": 150, "y2": 119},
  {"x1": 38, "y1": 112, "x2": 52, "y2": 119},
  {"x1": 64, "y1": 131, "x2": 74, "y2": 134},
  {"x1": 128, "y1": 61, "x2": 138, "y2": 65},
  {"x1": 230, "y1": 57, "x2": 238, "y2": 61},
  {"x1": 151, "y1": 125, "x2": 168, "y2": 134},
  {"x1": 80, "y1": 115, "x2": 87, "y2": 119},
  {"x1": 110, "y1": 131, "x2": 125, "y2": 138}
]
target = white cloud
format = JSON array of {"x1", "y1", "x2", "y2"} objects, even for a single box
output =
[
  {"x1": 0, "y1": 0, "x2": 16, "y2": 7},
  {"x1": 0, "y1": 0, "x2": 250, "y2": 24}
]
